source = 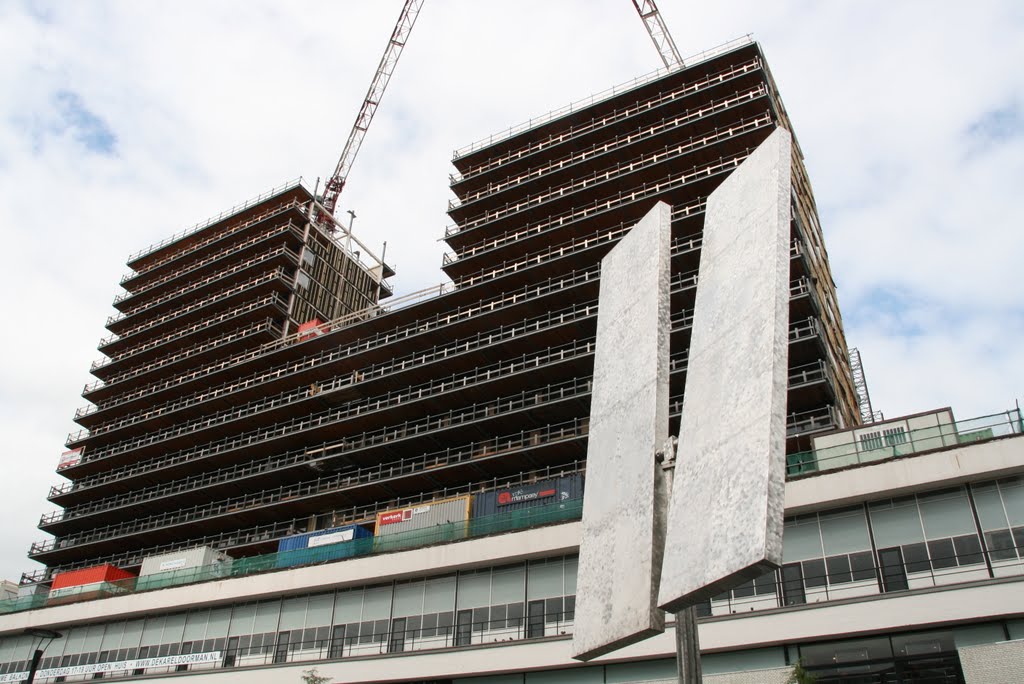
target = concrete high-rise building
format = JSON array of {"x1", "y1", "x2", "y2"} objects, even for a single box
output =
[{"x1": 1, "y1": 38, "x2": 1022, "y2": 684}]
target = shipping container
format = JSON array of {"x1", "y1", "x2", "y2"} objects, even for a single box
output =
[
  {"x1": 276, "y1": 524, "x2": 372, "y2": 569},
  {"x1": 134, "y1": 547, "x2": 233, "y2": 591},
  {"x1": 51, "y1": 564, "x2": 135, "y2": 590},
  {"x1": 373, "y1": 495, "x2": 472, "y2": 553},
  {"x1": 49, "y1": 565, "x2": 136, "y2": 605},
  {"x1": 140, "y1": 546, "x2": 232, "y2": 577},
  {"x1": 470, "y1": 474, "x2": 585, "y2": 537},
  {"x1": 471, "y1": 474, "x2": 584, "y2": 518}
]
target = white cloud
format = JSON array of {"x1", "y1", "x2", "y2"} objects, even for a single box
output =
[{"x1": 0, "y1": 0, "x2": 1020, "y2": 583}]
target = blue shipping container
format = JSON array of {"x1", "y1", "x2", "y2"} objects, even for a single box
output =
[{"x1": 276, "y1": 525, "x2": 371, "y2": 568}]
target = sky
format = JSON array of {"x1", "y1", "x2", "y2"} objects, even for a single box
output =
[{"x1": 0, "y1": 0, "x2": 1021, "y2": 583}]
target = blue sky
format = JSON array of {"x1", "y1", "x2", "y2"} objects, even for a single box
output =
[{"x1": 0, "y1": 0, "x2": 1022, "y2": 582}]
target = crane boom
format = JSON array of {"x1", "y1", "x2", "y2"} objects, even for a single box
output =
[
  {"x1": 631, "y1": 0, "x2": 683, "y2": 69},
  {"x1": 322, "y1": 0, "x2": 425, "y2": 217}
]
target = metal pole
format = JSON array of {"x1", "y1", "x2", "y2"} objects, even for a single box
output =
[
  {"x1": 674, "y1": 607, "x2": 702, "y2": 684},
  {"x1": 24, "y1": 648, "x2": 44, "y2": 684},
  {"x1": 658, "y1": 437, "x2": 702, "y2": 683}
]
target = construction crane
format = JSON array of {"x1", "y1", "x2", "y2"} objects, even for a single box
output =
[
  {"x1": 320, "y1": 0, "x2": 425, "y2": 220},
  {"x1": 323, "y1": 0, "x2": 681, "y2": 222},
  {"x1": 631, "y1": 0, "x2": 683, "y2": 69}
]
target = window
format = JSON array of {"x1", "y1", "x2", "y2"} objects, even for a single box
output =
[
  {"x1": 781, "y1": 564, "x2": 805, "y2": 606},
  {"x1": 878, "y1": 548, "x2": 908, "y2": 592},
  {"x1": 927, "y1": 539, "x2": 957, "y2": 570},
  {"x1": 320, "y1": 625, "x2": 340, "y2": 659},
  {"x1": 825, "y1": 555, "x2": 852, "y2": 584},
  {"x1": 455, "y1": 611, "x2": 472, "y2": 647},
  {"x1": 273, "y1": 632, "x2": 289, "y2": 664},
  {"x1": 388, "y1": 618, "x2": 406, "y2": 654},
  {"x1": 526, "y1": 601, "x2": 545, "y2": 638}
]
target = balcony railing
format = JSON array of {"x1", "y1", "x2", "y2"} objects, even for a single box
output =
[
  {"x1": 73, "y1": 299, "x2": 602, "y2": 447},
  {"x1": 98, "y1": 265, "x2": 292, "y2": 351},
  {"x1": 42, "y1": 316, "x2": 822, "y2": 554},
  {"x1": 81, "y1": 309, "x2": 284, "y2": 395},
  {"x1": 27, "y1": 462, "x2": 587, "y2": 580},
  {"x1": 787, "y1": 409, "x2": 1024, "y2": 476},
  {"x1": 447, "y1": 146, "x2": 757, "y2": 237},
  {"x1": 450, "y1": 93, "x2": 768, "y2": 210},
  {"x1": 111, "y1": 243, "x2": 297, "y2": 324},
  {"x1": 72, "y1": 334, "x2": 601, "y2": 474},
  {"x1": 48, "y1": 345, "x2": 828, "y2": 530},
  {"x1": 125, "y1": 178, "x2": 305, "y2": 270},
  {"x1": 98, "y1": 287, "x2": 290, "y2": 379},
  {"x1": 46, "y1": 417, "x2": 590, "y2": 527},
  {"x1": 79, "y1": 263, "x2": 602, "y2": 417},
  {"x1": 115, "y1": 220, "x2": 303, "y2": 305},
  {"x1": 452, "y1": 38, "x2": 756, "y2": 163}
]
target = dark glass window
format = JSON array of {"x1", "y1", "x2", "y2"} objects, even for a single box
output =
[
  {"x1": 902, "y1": 542, "x2": 931, "y2": 573},
  {"x1": 472, "y1": 607, "x2": 489, "y2": 631},
  {"x1": 781, "y1": 563, "x2": 806, "y2": 606},
  {"x1": 507, "y1": 602, "x2": 524, "y2": 629},
  {"x1": 437, "y1": 611, "x2": 454, "y2": 637},
  {"x1": 388, "y1": 618, "x2": 406, "y2": 653},
  {"x1": 1013, "y1": 527, "x2": 1024, "y2": 556},
  {"x1": 826, "y1": 555, "x2": 852, "y2": 584},
  {"x1": 754, "y1": 571, "x2": 777, "y2": 596},
  {"x1": 527, "y1": 600, "x2": 545, "y2": 638},
  {"x1": 490, "y1": 604, "x2": 507, "y2": 629},
  {"x1": 544, "y1": 597, "x2": 562, "y2": 624},
  {"x1": 329, "y1": 625, "x2": 345, "y2": 659},
  {"x1": 879, "y1": 548, "x2": 909, "y2": 592},
  {"x1": 420, "y1": 613, "x2": 438, "y2": 638},
  {"x1": 373, "y1": 619, "x2": 389, "y2": 643},
  {"x1": 985, "y1": 529, "x2": 1017, "y2": 560},
  {"x1": 732, "y1": 580, "x2": 756, "y2": 598},
  {"x1": 273, "y1": 632, "x2": 290, "y2": 664},
  {"x1": 952, "y1": 534, "x2": 983, "y2": 566},
  {"x1": 850, "y1": 551, "x2": 876, "y2": 581},
  {"x1": 927, "y1": 538, "x2": 957, "y2": 570},
  {"x1": 802, "y1": 559, "x2": 827, "y2": 588},
  {"x1": 358, "y1": 621, "x2": 375, "y2": 644},
  {"x1": 564, "y1": 595, "x2": 576, "y2": 621},
  {"x1": 455, "y1": 610, "x2": 473, "y2": 646}
]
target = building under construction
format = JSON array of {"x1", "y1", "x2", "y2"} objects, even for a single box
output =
[
  {"x1": 28, "y1": 38, "x2": 857, "y2": 583},
  {"x1": 1, "y1": 38, "x2": 1022, "y2": 684}
]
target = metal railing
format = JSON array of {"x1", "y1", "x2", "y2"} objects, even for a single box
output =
[
  {"x1": 447, "y1": 146, "x2": 757, "y2": 237},
  {"x1": 98, "y1": 265, "x2": 292, "y2": 350},
  {"x1": 83, "y1": 302, "x2": 285, "y2": 395},
  {"x1": 46, "y1": 418, "x2": 590, "y2": 528},
  {"x1": 25, "y1": 464, "x2": 586, "y2": 582},
  {"x1": 42, "y1": 314, "x2": 823, "y2": 555},
  {"x1": 110, "y1": 243, "x2": 297, "y2": 324},
  {"x1": 115, "y1": 219, "x2": 303, "y2": 305},
  {"x1": 450, "y1": 112, "x2": 771, "y2": 234},
  {"x1": 709, "y1": 541, "x2": 1024, "y2": 617},
  {"x1": 450, "y1": 91, "x2": 768, "y2": 209},
  {"x1": 452, "y1": 36, "x2": 755, "y2": 161},
  {"x1": 125, "y1": 178, "x2": 305, "y2": 268},
  {"x1": 787, "y1": 409, "x2": 1024, "y2": 476},
  {"x1": 70, "y1": 336, "x2": 601, "y2": 478}
]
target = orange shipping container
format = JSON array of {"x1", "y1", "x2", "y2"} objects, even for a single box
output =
[{"x1": 51, "y1": 564, "x2": 136, "y2": 590}]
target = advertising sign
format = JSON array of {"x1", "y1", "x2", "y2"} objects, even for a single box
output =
[{"x1": 57, "y1": 447, "x2": 83, "y2": 470}]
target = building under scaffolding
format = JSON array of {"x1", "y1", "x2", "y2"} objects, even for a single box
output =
[{"x1": 1, "y1": 38, "x2": 1022, "y2": 684}]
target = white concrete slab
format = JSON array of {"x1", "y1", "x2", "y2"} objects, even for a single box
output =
[
  {"x1": 572, "y1": 201, "x2": 673, "y2": 661},
  {"x1": 658, "y1": 127, "x2": 792, "y2": 612}
]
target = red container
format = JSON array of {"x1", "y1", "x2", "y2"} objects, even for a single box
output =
[{"x1": 51, "y1": 564, "x2": 136, "y2": 590}]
